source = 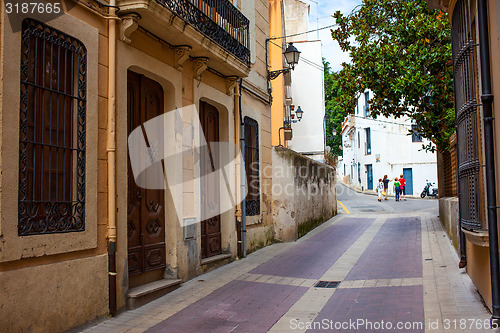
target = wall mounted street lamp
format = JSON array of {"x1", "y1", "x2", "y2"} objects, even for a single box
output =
[
  {"x1": 289, "y1": 105, "x2": 304, "y2": 123},
  {"x1": 286, "y1": 105, "x2": 304, "y2": 126},
  {"x1": 279, "y1": 105, "x2": 304, "y2": 147},
  {"x1": 267, "y1": 42, "x2": 301, "y2": 80},
  {"x1": 324, "y1": 110, "x2": 340, "y2": 158}
]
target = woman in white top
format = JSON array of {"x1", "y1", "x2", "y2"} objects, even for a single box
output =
[{"x1": 377, "y1": 178, "x2": 384, "y2": 202}]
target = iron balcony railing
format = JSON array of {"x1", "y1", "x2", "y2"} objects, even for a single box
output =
[{"x1": 157, "y1": 0, "x2": 250, "y2": 66}]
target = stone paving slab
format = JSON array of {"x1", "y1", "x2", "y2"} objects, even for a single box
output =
[
  {"x1": 145, "y1": 280, "x2": 308, "y2": 333},
  {"x1": 250, "y1": 217, "x2": 374, "y2": 279},
  {"x1": 307, "y1": 285, "x2": 424, "y2": 333},
  {"x1": 345, "y1": 216, "x2": 422, "y2": 281},
  {"x1": 420, "y1": 213, "x2": 496, "y2": 333}
]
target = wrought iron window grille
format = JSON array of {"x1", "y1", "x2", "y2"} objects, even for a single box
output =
[
  {"x1": 157, "y1": 0, "x2": 250, "y2": 66},
  {"x1": 18, "y1": 19, "x2": 86, "y2": 235},
  {"x1": 244, "y1": 117, "x2": 260, "y2": 216},
  {"x1": 452, "y1": 0, "x2": 483, "y2": 231}
]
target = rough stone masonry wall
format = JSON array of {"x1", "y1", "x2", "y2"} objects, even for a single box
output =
[{"x1": 272, "y1": 147, "x2": 337, "y2": 242}]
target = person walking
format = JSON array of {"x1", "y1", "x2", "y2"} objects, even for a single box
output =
[
  {"x1": 399, "y1": 174, "x2": 407, "y2": 201},
  {"x1": 377, "y1": 178, "x2": 384, "y2": 202},
  {"x1": 382, "y1": 175, "x2": 390, "y2": 200},
  {"x1": 394, "y1": 177, "x2": 401, "y2": 201}
]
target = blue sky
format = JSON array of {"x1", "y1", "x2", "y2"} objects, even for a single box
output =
[{"x1": 301, "y1": 0, "x2": 362, "y2": 72}]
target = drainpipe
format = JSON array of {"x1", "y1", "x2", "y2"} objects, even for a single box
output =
[
  {"x1": 234, "y1": 81, "x2": 243, "y2": 258},
  {"x1": 107, "y1": 0, "x2": 118, "y2": 316},
  {"x1": 239, "y1": 79, "x2": 247, "y2": 257},
  {"x1": 478, "y1": 0, "x2": 500, "y2": 320}
]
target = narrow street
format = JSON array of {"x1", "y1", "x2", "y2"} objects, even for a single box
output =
[
  {"x1": 336, "y1": 183, "x2": 439, "y2": 215},
  {"x1": 84, "y1": 186, "x2": 493, "y2": 333}
]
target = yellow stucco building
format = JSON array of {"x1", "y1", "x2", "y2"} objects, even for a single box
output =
[
  {"x1": 269, "y1": 0, "x2": 288, "y2": 147},
  {"x1": 0, "y1": 0, "x2": 276, "y2": 331}
]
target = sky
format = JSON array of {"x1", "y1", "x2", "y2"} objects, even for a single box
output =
[{"x1": 301, "y1": 0, "x2": 362, "y2": 72}]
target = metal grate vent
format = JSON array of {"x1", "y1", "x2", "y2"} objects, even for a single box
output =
[{"x1": 314, "y1": 281, "x2": 341, "y2": 288}]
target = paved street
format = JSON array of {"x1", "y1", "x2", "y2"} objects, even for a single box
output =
[
  {"x1": 336, "y1": 183, "x2": 439, "y2": 215},
  {"x1": 84, "y1": 189, "x2": 494, "y2": 333}
]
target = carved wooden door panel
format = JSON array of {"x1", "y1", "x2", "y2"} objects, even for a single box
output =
[
  {"x1": 127, "y1": 71, "x2": 166, "y2": 275},
  {"x1": 200, "y1": 102, "x2": 222, "y2": 258}
]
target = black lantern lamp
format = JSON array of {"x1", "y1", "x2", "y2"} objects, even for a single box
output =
[
  {"x1": 283, "y1": 42, "x2": 301, "y2": 70},
  {"x1": 295, "y1": 106, "x2": 304, "y2": 121},
  {"x1": 267, "y1": 42, "x2": 301, "y2": 80}
]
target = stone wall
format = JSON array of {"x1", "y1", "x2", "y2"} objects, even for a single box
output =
[
  {"x1": 272, "y1": 147, "x2": 337, "y2": 242},
  {"x1": 439, "y1": 197, "x2": 460, "y2": 252},
  {"x1": 0, "y1": 255, "x2": 108, "y2": 333}
]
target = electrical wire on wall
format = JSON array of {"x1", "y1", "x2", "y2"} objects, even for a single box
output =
[
  {"x1": 351, "y1": 115, "x2": 415, "y2": 127},
  {"x1": 268, "y1": 24, "x2": 336, "y2": 41}
]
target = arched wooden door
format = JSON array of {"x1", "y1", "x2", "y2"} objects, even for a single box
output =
[
  {"x1": 127, "y1": 71, "x2": 166, "y2": 285},
  {"x1": 199, "y1": 101, "x2": 222, "y2": 258}
]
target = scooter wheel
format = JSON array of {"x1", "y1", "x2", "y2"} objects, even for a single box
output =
[{"x1": 421, "y1": 192, "x2": 426, "y2": 198}]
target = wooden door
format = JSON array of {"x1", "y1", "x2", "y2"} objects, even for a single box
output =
[
  {"x1": 403, "y1": 168, "x2": 413, "y2": 195},
  {"x1": 200, "y1": 102, "x2": 222, "y2": 258},
  {"x1": 366, "y1": 164, "x2": 373, "y2": 190},
  {"x1": 127, "y1": 71, "x2": 166, "y2": 278}
]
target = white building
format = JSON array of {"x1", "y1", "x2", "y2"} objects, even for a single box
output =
[
  {"x1": 338, "y1": 90, "x2": 438, "y2": 196},
  {"x1": 284, "y1": 0, "x2": 325, "y2": 161}
]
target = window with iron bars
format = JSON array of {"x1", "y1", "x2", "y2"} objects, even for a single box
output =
[
  {"x1": 244, "y1": 117, "x2": 260, "y2": 216},
  {"x1": 451, "y1": 0, "x2": 483, "y2": 230},
  {"x1": 18, "y1": 19, "x2": 86, "y2": 235},
  {"x1": 411, "y1": 125, "x2": 423, "y2": 142}
]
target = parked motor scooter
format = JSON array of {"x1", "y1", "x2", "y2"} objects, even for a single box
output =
[{"x1": 421, "y1": 180, "x2": 438, "y2": 198}]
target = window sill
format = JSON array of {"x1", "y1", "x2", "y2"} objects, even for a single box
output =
[
  {"x1": 246, "y1": 216, "x2": 262, "y2": 226},
  {"x1": 462, "y1": 228, "x2": 489, "y2": 247}
]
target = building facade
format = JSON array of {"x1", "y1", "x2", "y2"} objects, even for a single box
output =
[
  {"x1": 426, "y1": 0, "x2": 500, "y2": 315},
  {"x1": 285, "y1": 0, "x2": 325, "y2": 161},
  {"x1": 339, "y1": 90, "x2": 438, "y2": 196},
  {"x1": 0, "y1": 0, "x2": 275, "y2": 331},
  {"x1": 269, "y1": 0, "x2": 325, "y2": 160}
]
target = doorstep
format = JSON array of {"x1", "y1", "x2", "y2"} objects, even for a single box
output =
[
  {"x1": 199, "y1": 253, "x2": 233, "y2": 275},
  {"x1": 200, "y1": 253, "x2": 232, "y2": 265},
  {"x1": 127, "y1": 279, "x2": 182, "y2": 310}
]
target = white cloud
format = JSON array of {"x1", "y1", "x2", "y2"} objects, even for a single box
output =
[{"x1": 301, "y1": 0, "x2": 361, "y2": 72}]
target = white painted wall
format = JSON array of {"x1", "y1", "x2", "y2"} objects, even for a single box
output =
[
  {"x1": 284, "y1": 0, "x2": 309, "y2": 43},
  {"x1": 339, "y1": 90, "x2": 438, "y2": 196},
  {"x1": 283, "y1": 0, "x2": 325, "y2": 161},
  {"x1": 287, "y1": 40, "x2": 325, "y2": 158}
]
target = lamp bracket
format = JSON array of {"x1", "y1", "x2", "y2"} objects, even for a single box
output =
[{"x1": 268, "y1": 68, "x2": 291, "y2": 81}]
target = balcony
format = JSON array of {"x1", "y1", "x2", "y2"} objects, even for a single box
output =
[
  {"x1": 119, "y1": 0, "x2": 250, "y2": 76},
  {"x1": 158, "y1": 0, "x2": 250, "y2": 65}
]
